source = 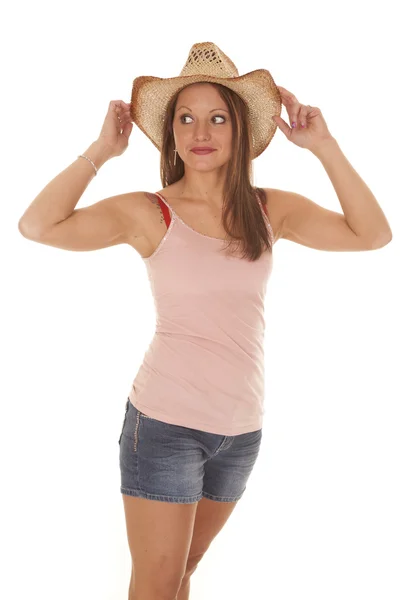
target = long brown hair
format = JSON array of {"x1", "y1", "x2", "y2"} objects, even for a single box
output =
[{"x1": 159, "y1": 82, "x2": 273, "y2": 262}]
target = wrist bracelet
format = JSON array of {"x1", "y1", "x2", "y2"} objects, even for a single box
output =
[{"x1": 77, "y1": 154, "x2": 98, "y2": 176}]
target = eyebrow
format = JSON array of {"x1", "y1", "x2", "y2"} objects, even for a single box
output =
[{"x1": 176, "y1": 105, "x2": 229, "y2": 113}]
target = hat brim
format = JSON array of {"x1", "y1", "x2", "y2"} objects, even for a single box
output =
[{"x1": 130, "y1": 69, "x2": 282, "y2": 159}]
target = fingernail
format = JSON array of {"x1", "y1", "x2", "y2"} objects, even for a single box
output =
[{"x1": 292, "y1": 122, "x2": 297, "y2": 128}]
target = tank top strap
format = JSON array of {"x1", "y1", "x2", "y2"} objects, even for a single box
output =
[
  {"x1": 255, "y1": 189, "x2": 275, "y2": 244},
  {"x1": 254, "y1": 191, "x2": 271, "y2": 228},
  {"x1": 254, "y1": 189, "x2": 269, "y2": 218}
]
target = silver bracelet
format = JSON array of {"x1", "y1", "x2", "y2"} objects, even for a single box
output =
[{"x1": 77, "y1": 154, "x2": 98, "y2": 176}]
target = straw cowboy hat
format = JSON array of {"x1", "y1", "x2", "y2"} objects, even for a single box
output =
[{"x1": 130, "y1": 41, "x2": 282, "y2": 159}]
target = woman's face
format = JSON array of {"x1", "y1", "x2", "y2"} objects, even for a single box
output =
[{"x1": 172, "y1": 83, "x2": 233, "y2": 171}]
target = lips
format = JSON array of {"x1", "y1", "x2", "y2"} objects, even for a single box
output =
[{"x1": 191, "y1": 148, "x2": 215, "y2": 155}]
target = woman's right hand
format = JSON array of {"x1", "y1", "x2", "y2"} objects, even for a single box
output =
[{"x1": 97, "y1": 100, "x2": 134, "y2": 158}]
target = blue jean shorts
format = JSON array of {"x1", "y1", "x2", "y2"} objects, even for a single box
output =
[{"x1": 119, "y1": 398, "x2": 262, "y2": 504}]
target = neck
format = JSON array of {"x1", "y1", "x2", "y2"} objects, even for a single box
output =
[{"x1": 176, "y1": 167, "x2": 226, "y2": 205}]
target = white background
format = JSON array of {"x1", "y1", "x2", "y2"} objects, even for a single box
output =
[{"x1": 2, "y1": 1, "x2": 399, "y2": 599}]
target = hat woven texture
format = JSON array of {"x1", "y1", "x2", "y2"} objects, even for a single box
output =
[{"x1": 131, "y1": 42, "x2": 282, "y2": 159}]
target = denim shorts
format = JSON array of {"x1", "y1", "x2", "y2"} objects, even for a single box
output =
[{"x1": 118, "y1": 398, "x2": 262, "y2": 504}]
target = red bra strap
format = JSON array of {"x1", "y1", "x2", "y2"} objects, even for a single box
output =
[{"x1": 155, "y1": 193, "x2": 171, "y2": 227}]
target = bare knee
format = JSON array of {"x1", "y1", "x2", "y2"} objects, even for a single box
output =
[
  {"x1": 132, "y1": 579, "x2": 182, "y2": 600},
  {"x1": 184, "y1": 551, "x2": 207, "y2": 579},
  {"x1": 130, "y1": 553, "x2": 205, "y2": 599},
  {"x1": 132, "y1": 561, "x2": 184, "y2": 600}
]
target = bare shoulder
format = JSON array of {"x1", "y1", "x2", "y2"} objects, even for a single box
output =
[
  {"x1": 120, "y1": 190, "x2": 166, "y2": 215},
  {"x1": 120, "y1": 190, "x2": 169, "y2": 258}
]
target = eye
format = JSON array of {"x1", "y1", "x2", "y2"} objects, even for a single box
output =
[{"x1": 180, "y1": 114, "x2": 226, "y2": 124}]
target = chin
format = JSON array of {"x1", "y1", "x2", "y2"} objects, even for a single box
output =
[
  {"x1": 187, "y1": 155, "x2": 229, "y2": 171},
  {"x1": 192, "y1": 163, "x2": 220, "y2": 171}
]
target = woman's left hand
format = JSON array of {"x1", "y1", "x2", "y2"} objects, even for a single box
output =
[{"x1": 272, "y1": 86, "x2": 335, "y2": 152}]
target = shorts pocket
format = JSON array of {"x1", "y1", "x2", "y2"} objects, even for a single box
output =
[{"x1": 139, "y1": 411, "x2": 156, "y2": 420}]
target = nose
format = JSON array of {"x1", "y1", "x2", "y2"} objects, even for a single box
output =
[{"x1": 193, "y1": 120, "x2": 211, "y2": 141}]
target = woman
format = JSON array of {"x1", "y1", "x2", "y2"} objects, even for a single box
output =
[{"x1": 18, "y1": 42, "x2": 392, "y2": 600}]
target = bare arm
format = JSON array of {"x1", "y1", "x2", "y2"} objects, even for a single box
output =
[
  {"x1": 18, "y1": 99, "x2": 136, "y2": 251},
  {"x1": 18, "y1": 140, "x2": 114, "y2": 238},
  {"x1": 19, "y1": 190, "x2": 146, "y2": 252}
]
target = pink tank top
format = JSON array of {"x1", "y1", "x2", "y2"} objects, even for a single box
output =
[{"x1": 128, "y1": 191, "x2": 274, "y2": 436}]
